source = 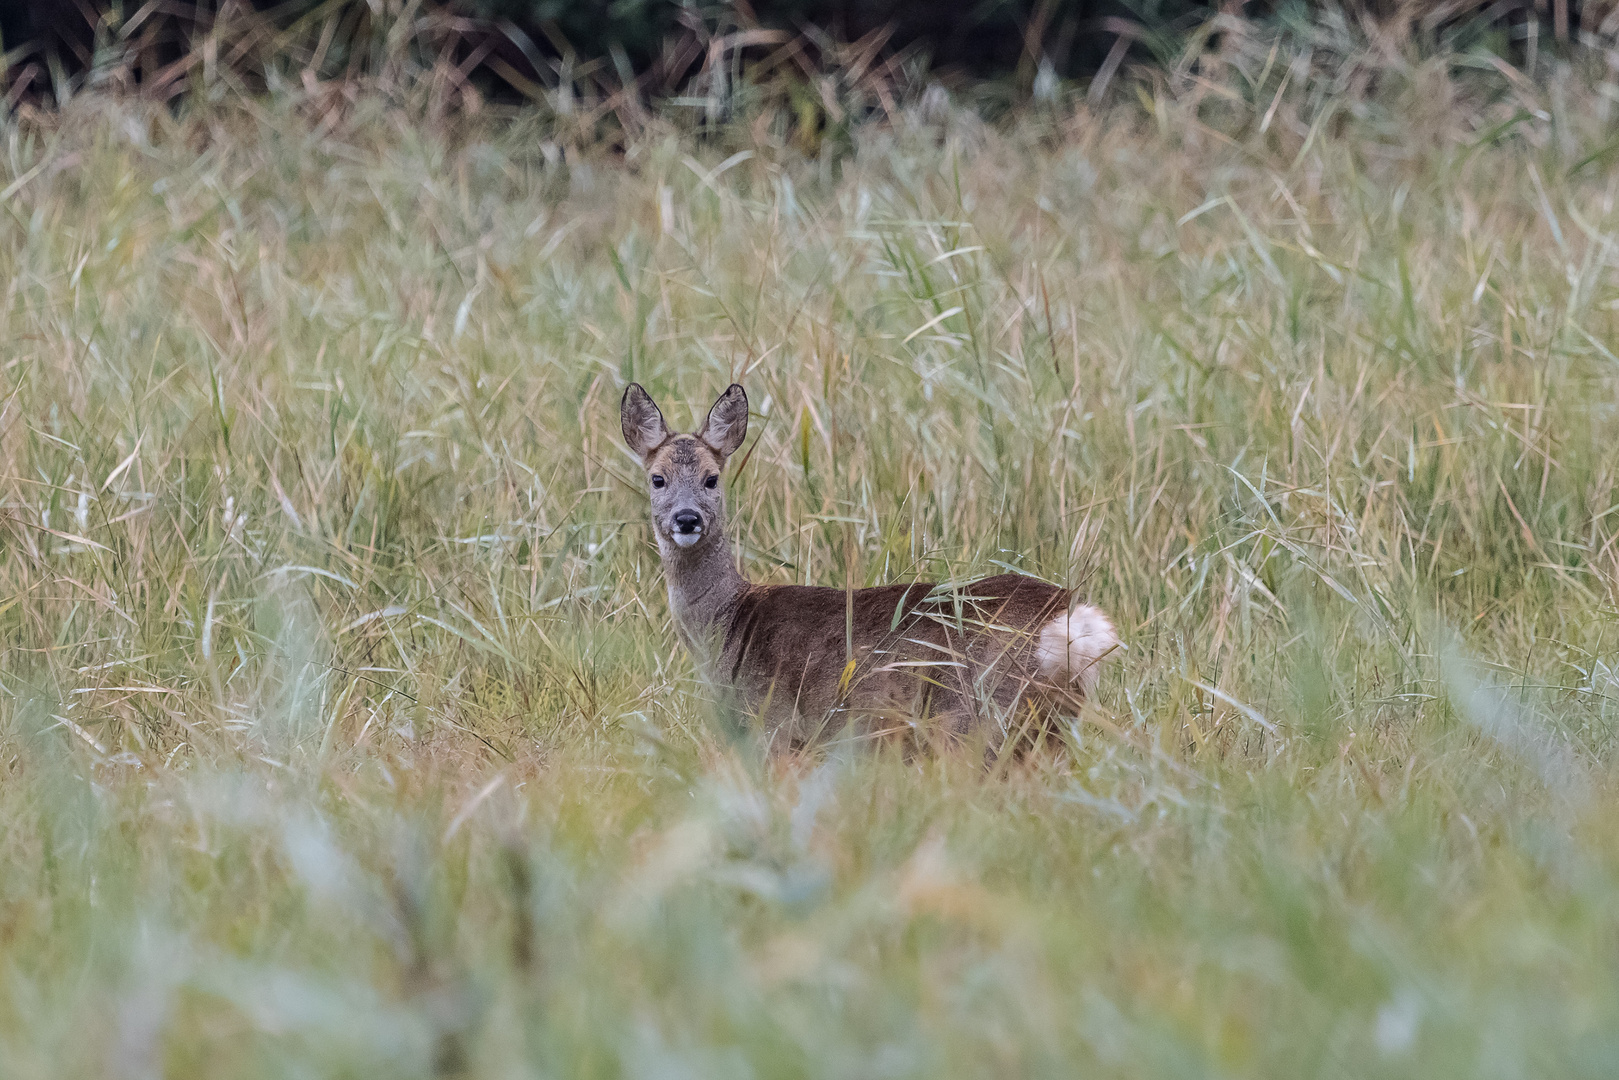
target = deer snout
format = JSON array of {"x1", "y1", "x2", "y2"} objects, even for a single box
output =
[{"x1": 671, "y1": 508, "x2": 704, "y2": 547}]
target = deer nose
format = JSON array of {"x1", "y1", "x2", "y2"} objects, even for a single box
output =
[{"x1": 673, "y1": 510, "x2": 702, "y2": 534}]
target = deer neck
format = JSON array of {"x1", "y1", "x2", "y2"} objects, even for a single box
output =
[{"x1": 659, "y1": 530, "x2": 747, "y2": 651}]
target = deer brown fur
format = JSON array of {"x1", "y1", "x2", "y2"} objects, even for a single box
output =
[{"x1": 621, "y1": 382, "x2": 1119, "y2": 752}]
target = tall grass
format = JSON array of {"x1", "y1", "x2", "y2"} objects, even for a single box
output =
[{"x1": 4, "y1": 20, "x2": 1619, "y2": 1077}]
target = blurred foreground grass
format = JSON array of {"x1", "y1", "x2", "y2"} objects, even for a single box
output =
[{"x1": 6, "y1": 35, "x2": 1619, "y2": 1079}]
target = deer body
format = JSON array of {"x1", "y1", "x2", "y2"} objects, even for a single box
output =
[{"x1": 622, "y1": 383, "x2": 1119, "y2": 750}]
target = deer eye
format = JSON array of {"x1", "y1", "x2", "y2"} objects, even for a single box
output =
[
  {"x1": 704, "y1": 474, "x2": 719, "y2": 489},
  {"x1": 650, "y1": 475, "x2": 665, "y2": 489}
]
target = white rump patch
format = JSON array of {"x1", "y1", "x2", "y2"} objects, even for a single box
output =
[{"x1": 1035, "y1": 605, "x2": 1120, "y2": 696}]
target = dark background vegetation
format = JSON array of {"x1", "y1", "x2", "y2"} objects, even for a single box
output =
[{"x1": 0, "y1": 1, "x2": 1596, "y2": 113}]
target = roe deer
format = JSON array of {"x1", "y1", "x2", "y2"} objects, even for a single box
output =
[{"x1": 621, "y1": 382, "x2": 1119, "y2": 752}]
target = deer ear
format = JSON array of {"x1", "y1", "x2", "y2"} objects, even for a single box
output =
[
  {"x1": 697, "y1": 384, "x2": 748, "y2": 459},
  {"x1": 621, "y1": 383, "x2": 669, "y2": 460}
]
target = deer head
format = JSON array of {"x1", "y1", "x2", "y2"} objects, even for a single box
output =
[{"x1": 621, "y1": 382, "x2": 748, "y2": 555}]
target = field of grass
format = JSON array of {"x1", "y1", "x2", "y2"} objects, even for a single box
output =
[{"x1": 6, "y1": 25, "x2": 1619, "y2": 1078}]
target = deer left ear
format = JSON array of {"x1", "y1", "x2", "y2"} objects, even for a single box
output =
[
  {"x1": 697, "y1": 384, "x2": 748, "y2": 459},
  {"x1": 621, "y1": 383, "x2": 671, "y2": 460}
]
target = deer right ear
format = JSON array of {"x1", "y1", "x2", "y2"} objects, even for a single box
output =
[
  {"x1": 621, "y1": 383, "x2": 669, "y2": 460},
  {"x1": 697, "y1": 383, "x2": 748, "y2": 459}
]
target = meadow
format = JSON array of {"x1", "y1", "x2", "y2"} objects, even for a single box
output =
[{"x1": 4, "y1": 21, "x2": 1619, "y2": 1078}]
